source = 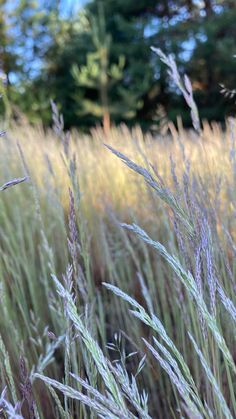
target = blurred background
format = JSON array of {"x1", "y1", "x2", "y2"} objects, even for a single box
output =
[{"x1": 0, "y1": 0, "x2": 236, "y2": 132}]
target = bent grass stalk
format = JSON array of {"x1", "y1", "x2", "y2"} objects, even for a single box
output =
[
  {"x1": 105, "y1": 144, "x2": 236, "y2": 370},
  {"x1": 103, "y1": 282, "x2": 208, "y2": 418}
]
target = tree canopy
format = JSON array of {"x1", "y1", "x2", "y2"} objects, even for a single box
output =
[{"x1": 0, "y1": 0, "x2": 236, "y2": 130}]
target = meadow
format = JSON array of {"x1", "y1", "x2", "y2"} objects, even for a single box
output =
[{"x1": 0, "y1": 108, "x2": 236, "y2": 418}]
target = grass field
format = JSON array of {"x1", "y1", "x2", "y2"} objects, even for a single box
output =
[{"x1": 0, "y1": 116, "x2": 236, "y2": 418}]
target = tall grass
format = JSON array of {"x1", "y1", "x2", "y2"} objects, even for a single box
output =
[{"x1": 0, "y1": 87, "x2": 236, "y2": 416}]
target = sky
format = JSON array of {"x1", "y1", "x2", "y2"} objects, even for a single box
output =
[{"x1": 60, "y1": 0, "x2": 88, "y2": 16}]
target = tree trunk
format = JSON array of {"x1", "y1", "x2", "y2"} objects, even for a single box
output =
[
  {"x1": 204, "y1": 0, "x2": 213, "y2": 17},
  {"x1": 100, "y1": 45, "x2": 111, "y2": 136},
  {"x1": 103, "y1": 110, "x2": 110, "y2": 136}
]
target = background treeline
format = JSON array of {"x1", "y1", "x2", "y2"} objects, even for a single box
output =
[{"x1": 1, "y1": 0, "x2": 236, "y2": 130}]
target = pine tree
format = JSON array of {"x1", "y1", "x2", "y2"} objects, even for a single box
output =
[
  {"x1": 1, "y1": 0, "x2": 236, "y2": 127},
  {"x1": 72, "y1": 4, "x2": 124, "y2": 134}
]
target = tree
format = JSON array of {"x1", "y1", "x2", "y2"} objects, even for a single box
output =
[
  {"x1": 0, "y1": 0, "x2": 65, "y2": 123},
  {"x1": 1, "y1": 0, "x2": 236, "y2": 128},
  {"x1": 186, "y1": 5, "x2": 236, "y2": 120},
  {"x1": 0, "y1": 0, "x2": 23, "y2": 120},
  {"x1": 72, "y1": 4, "x2": 150, "y2": 133},
  {"x1": 72, "y1": 4, "x2": 125, "y2": 134}
]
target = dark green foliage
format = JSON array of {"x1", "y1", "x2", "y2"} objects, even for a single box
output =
[
  {"x1": 187, "y1": 8, "x2": 236, "y2": 120},
  {"x1": 0, "y1": 0, "x2": 236, "y2": 128}
]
